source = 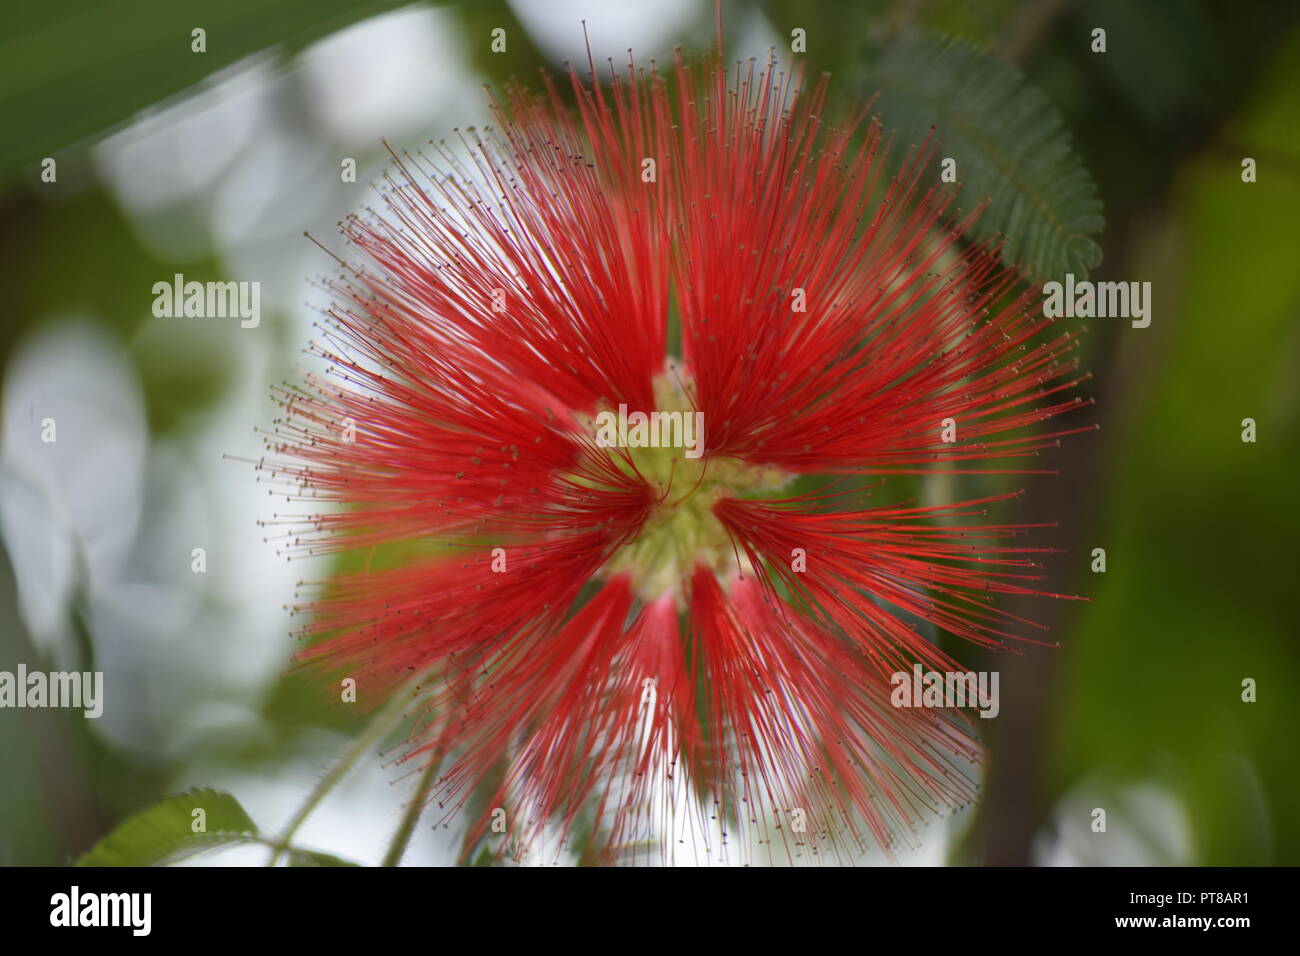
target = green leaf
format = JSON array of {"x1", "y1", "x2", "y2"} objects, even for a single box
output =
[
  {"x1": 868, "y1": 31, "x2": 1104, "y2": 282},
  {"x1": 76, "y1": 788, "x2": 257, "y2": 866},
  {"x1": 0, "y1": 0, "x2": 418, "y2": 183}
]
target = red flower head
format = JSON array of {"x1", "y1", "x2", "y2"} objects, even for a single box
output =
[{"x1": 264, "y1": 40, "x2": 1091, "y2": 864}]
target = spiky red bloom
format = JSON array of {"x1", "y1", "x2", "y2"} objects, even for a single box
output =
[{"x1": 264, "y1": 48, "x2": 1090, "y2": 864}]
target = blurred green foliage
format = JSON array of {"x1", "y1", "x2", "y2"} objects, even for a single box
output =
[
  {"x1": 0, "y1": 0, "x2": 424, "y2": 183},
  {"x1": 1055, "y1": 29, "x2": 1300, "y2": 864}
]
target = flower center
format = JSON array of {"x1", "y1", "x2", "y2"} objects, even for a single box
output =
[
  {"x1": 604, "y1": 451, "x2": 788, "y2": 599},
  {"x1": 583, "y1": 375, "x2": 790, "y2": 600}
]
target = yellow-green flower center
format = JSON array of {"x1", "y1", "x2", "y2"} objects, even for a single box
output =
[
  {"x1": 579, "y1": 375, "x2": 790, "y2": 600},
  {"x1": 604, "y1": 450, "x2": 787, "y2": 599}
]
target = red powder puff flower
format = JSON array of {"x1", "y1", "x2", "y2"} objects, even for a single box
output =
[{"x1": 262, "y1": 42, "x2": 1091, "y2": 864}]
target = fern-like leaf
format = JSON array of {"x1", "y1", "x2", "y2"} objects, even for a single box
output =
[{"x1": 869, "y1": 31, "x2": 1105, "y2": 282}]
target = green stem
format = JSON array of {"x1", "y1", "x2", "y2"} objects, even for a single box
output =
[
  {"x1": 266, "y1": 668, "x2": 432, "y2": 866},
  {"x1": 380, "y1": 751, "x2": 442, "y2": 867}
]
